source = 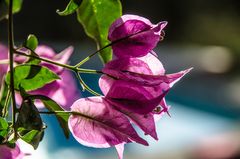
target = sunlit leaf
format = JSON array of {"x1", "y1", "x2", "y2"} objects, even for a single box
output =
[
  {"x1": 0, "y1": 117, "x2": 8, "y2": 143},
  {"x1": 0, "y1": 117, "x2": 8, "y2": 130},
  {"x1": 57, "y1": 0, "x2": 81, "y2": 16},
  {"x1": 0, "y1": 0, "x2": 23, "y2": 21},
  {"x1": 23, "y1": 34, "x2": 41, "y2": 64},
  {"x1": 77, "y1": 0, "x2": 122, "y2": 63},
  {"x1": 5, "y1": 64, "x2": 60, "y2": 91},
  {"x1": 11, "y1": 0, "x2": 23, "y2": 13},
  {"x1": 24, "y1": 34, "x2": 38, "y2": 51}
]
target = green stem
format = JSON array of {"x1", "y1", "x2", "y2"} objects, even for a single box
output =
[
  {"x1": 2, "y1": 89, "x2": 11, "y2": 118},
  {"x1": 14, "y1": 50, "x2": 75, "y2": 71},
  {"x1": 75, "y1": 43, "x2": 112, "y2": 67},
  {"x1": 39, "y1": 110, "x2": 70, "y2": 115},
  {"x1": 39, "y1": 110, "x2": 95, "y2": 120},
  {"x1": 14, "y1": 50, "x2": 102, "y2": 74},
  {"x1": 78, "y1": 68, "x2": 102, "y2": 74},
  {"x1": 8, "y1": 0, "x2": 17, "y2": 137},
  {"x1": 15, "y1": 50, "x2": 102, "y2": 96},
  {"x1": 75, "y1": 72, "x2": 101, "y2": 96}
]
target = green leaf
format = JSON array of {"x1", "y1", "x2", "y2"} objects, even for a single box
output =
[
  {"x1": 0, "y1": 1, "x2": 8, "y2": 21},
  {"x1": 0, "y1": 129, "x2": 8, "y2": 143},
  {"x1": 25, "y1": 34, "x2": 38, "y2": 51},
  {"x1": 5, "y1": 64, "x2": 60, "y2": 91},
  {"x1": 23, "y1": 34, "x2": 41, "y2": 65},
  {"x1": 16, "y1": 99, "x2": 43, "y2": 131},
  {"x1": 16, "y1": 99, "x2": 44, "y2": 149},
  {"x1": 18, "y1": 128, "x2": 44, "y2": 149},
  {"x1": 57, "y1": 0, "x2": 80, "y2": 16},
  {"x1": 5, "y1": 0, "x2": 23, "y2": 13},
  {"x1": 0, "y1": 0, "x2": 23, "y2": 21},
  {"x1": 29, "y1": 95, "x2": 70, "y2": 138},
  {"x1": 77, "y1": 0, "x2": 122, "y2": 63},
  {"x1": 0, "y1": 117, "x2": 9, "y2": 143},
  {"x1": 0, "y1": 117, "x2": 8, "y2": 142},
  {"x1": 0, "y1": 117, "x2": 8, "y2": 130}
]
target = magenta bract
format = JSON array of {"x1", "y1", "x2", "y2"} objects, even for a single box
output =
[
  {"x1": 0, "y1": 44, "x2": 8, "y2": 84},
  {"x1": 0, "y1": 143, "x2": 25, "y2": 159},
  {"x1": 105, "y1": 79, "x2": 168, "y2": 114},
  {"x1": 108, "y1": 14, "x2": 167, "y2": 58},
  {"x1": 100, "y1": 53, "x2": 191, "y2": 114},
  {"x1": 68, "y1": 97, "x2": 148, "y2": 149},
  {"x1": 99, "y1": 53, "x2": 191, "y2": 139},
  {"x1": 102, "y1": 56, "x2": 191, "y2": 87},
  {"x1": 99, "y1": 75, "x2": 158, "y2": 140}
]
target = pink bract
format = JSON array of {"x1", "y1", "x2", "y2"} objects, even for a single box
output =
[
  {"x1": 100, "y1": 53, "x2": 191, "y2": 114},
  {"x1": 0, "y1": 142, "x2": 25, "y2": 159},
  {"x1": 108, "y1": 14, "x2": 167, "y2": 58},
  {"x1": 0, "y1": 44, "x2": 8, "y2": 85},
  {"x1": 15, "y1": 45, "x2": 80, "y2": 110},
  {"x1": 68, "y1": 97, "x2": 148, "y2": 157},
  {"x1": 99, "y1": 53, "x2": 191, "y2": 138}
]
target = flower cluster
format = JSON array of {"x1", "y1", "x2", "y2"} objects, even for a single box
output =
[
  {"x1": 0, "y1": 14, "x2": 191, "y2": 159},
  {"x1": 68, "y1": 15, "x2": 191, "y2": 159}
]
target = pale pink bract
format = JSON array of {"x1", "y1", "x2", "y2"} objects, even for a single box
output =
[{"x1": 68, "y1": 97, "x2": 148, "y2": 159}]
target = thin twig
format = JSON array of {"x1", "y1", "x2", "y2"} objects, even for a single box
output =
[
  {"x1": 75, "y1": 72, "x2": 101, "y2": 96},
  {"x1": 14, "y1": 50, "x2": 102, "y2": 74},
  {"x1": 2, "y1": 88, "x2": 11, "y2": 117}
]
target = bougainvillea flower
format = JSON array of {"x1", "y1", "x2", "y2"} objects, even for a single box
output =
[
  {"x1": 15, "y1": 45, "x2": 80, "y2": 110},
  {"x1": 99, "y1": 75, "x2": 158, "y2": 140},
  {"x1": 0, "y1": 142, "x2": 25, "y2": 159},
  {"x1": 99, "y1": 53, "x2": 191, "y2": 139},
  {"x1": 68, "y1": 97, "x2": 148, "y2": 159},
  {"x1": 108, "y1": 14, "x2": 167, "y2": 58},
  {"x1": 0, "y1": 44, "x2": 8, "y2": 85},
  {"x1": 102, "y1": 55, "x2": 191, "y2": 87},
  {"x1": 104, "y1": 79, "x2": 169, "y2": 114},
  {"x1": 101, "y1": 54, "x2": 191, "y2": 114}
]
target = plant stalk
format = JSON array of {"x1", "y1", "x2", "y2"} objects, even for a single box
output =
[
  {"x1": 8, "y1": 0, "x2": 17, "y2": 137},
  {"x1": 14, "y1": 50, "x2": 102, "y2": 74}
]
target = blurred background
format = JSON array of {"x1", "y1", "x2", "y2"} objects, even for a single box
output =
[{"x1": 1, "y1": 0, "x2": 240, "y2": 158}]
